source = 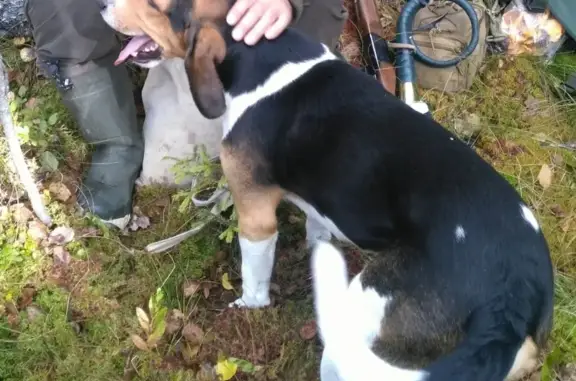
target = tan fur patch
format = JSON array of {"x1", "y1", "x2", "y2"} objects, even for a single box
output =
[
  {"x1": 220, "y1": 145, "x2": 284, "y2": 241},
  {"x1": 109, "y1": 0, "x2": 231, "y2": 59},
  {"x1": 505, "y1": 337, "x2": 539, "y2": 381}
]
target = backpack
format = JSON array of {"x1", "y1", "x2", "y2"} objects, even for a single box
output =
[{"x1": 411, "y1": 0, "x2": 489, "y2": 93}]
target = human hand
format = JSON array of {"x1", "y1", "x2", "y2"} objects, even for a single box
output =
[{"x1": 226, "y1": 0, "x2": 293, "y2": 46}]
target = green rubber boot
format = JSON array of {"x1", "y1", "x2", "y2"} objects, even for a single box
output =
[
  {"x1": 60, "y1": 57, "x2": 144, "y2": 229},
  {"x1": 26, "y1": 0, "x2": 144, "y2": 229}
]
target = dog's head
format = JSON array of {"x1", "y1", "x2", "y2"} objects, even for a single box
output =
[{"x1": 99, "y1": 0, "x2": 230, "y2": 118}]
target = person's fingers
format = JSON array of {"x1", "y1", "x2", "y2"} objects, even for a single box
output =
[
  {"x1": 231, "y1": 1, "x2": 265, "y2": 41},
  {"x1": 264, "y1": 9, "x2": 291, "y2": 40},
  {"x1": 244, "y1": 9, "x2": 277, "y2": 45},
  {"x1": 226, "y1": 0, "x2": 254, "y2": 26}
]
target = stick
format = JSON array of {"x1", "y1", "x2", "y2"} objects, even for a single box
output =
[{"x1": 0, "y1": 53, "x2": 52, "y2": 226}]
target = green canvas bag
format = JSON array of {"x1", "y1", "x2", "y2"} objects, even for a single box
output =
[{"x1": 412, "y1": 0, "x2": 489, "y2": 93}]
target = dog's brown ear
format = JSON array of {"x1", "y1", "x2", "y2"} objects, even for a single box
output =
[{"x1": 185, "y1": 24, "x2": 226, "y2": 119}]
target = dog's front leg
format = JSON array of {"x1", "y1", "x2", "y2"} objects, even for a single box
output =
[{"x1": 221, "y1": 145, "x2": 283, "y2": 308}]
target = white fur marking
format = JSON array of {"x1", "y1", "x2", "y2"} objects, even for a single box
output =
[
  {"x1": 312, "y1": 242, "x2": 427, "y2": 381},
  {"x1": 223, "y1": 47, "x2": 337, "y2": 138},
  {"x1": 454, "y1": 225, "x2": 466, "y2": 242},
  {"x1": 230, "y1": 232, "x2": 278, "y2": 308},
  {"x1": 520, "y1": 204, "x2": 539, "y2": 232},
  {"x1": 285, "y1": 194, "x2": 350, "y2": 246}
]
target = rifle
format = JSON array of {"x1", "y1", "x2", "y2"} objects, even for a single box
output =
[{"x1": 354, "y1": 0, "x2": 397, "y2": 95}]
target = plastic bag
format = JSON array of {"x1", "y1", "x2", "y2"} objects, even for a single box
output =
[{"x1": 500, "y1": 0, "x2": 565, "y2": 58}]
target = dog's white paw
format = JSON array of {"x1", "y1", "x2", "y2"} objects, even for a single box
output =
[{"x1": 229, "y1": 295, "x2": 271, "y2": 309}]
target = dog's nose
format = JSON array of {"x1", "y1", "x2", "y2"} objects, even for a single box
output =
[{"x1": 96, "y1": 0, "x2": 107, "y2": 10}]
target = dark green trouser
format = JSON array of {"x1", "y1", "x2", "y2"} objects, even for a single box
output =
[
  {"x1": 26, "y1": 0, "x2": 143, "y2": 228},
  {"x1": 25, "y1": 0, "x2": 346, "y2": 226}
]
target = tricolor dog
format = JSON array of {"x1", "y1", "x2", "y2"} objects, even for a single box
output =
[{"x1": 100, "y1": 0, "x2": 554, "y2": 380}]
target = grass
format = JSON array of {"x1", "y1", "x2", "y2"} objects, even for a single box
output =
[{"x1": 1, "y1": 25, "x2": 576, "y2": 381}]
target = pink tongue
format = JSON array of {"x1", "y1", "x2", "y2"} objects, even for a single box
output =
[{"x1": 115, "y1": 35, "x2": 153, "y2": 65}]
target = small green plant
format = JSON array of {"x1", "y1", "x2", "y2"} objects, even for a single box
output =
[
  {"x1": 131, "y1": 288, "x2": 168, "y2": 351},
  {"x1": 171, "y1": 145, "x2": 239, "y2": 243}
]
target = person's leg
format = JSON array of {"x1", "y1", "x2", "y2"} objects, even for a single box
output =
[
  {"x1": 26, "y1": 0, "x2": 144, "y2": 229},
  {"x1": 291, "y1": 0, "x2": 348, "y2": 51}
]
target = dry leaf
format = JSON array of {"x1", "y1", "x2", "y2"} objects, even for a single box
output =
[
  {"x1": 53, "y1": 246, "x2": 71, "y2": 266},
  {"x1": 183, "y1": 280, "x2": 201, "y2": 297},
  {"x1": 48, "y1": 226, "x2": 75, "y2": 245},
  {"x1": 537, "y1": 164, "x2": 552, "y2": 189},
  {"x1": 131, "y1": 334, "x2": 149, "y2": 351},
  {"x1": 299, "y1": 320, "x2": 317, "y2": 340},
  {"x1": 181, "y1": 343, "x2": 200, "y2": 364},
  {"x1": 182, "y1": 322, "x2": 204, "y2": 345},
  {"x1": 17, "y1": 287, "x2": 36, "y2": 309},
  {"x1": 221, "y1": 273, "x2": 234, "y2": 291},
  {"x1": 550, "y1": 205, "x2": 566, "y2": 218},
  {"x1": 10, "y1": 204, "x2": 33, "y2": 224},
  {"x1": 165, "y1": 309, "x2": 184, "y2": 335},
  {"x1": 136, "y1": 307, "x2": 150, "y2": 332},
  {"x1": 26, "y1": 305, "x2": 44, "y2": 321},
  {"x1": 203, "y1": 284, "x2": 211, "y2": 299},
  {"x1": 28, "y1": 220, "x2": 48, "y2": 242},
  {"x1": 48, "y1": 182, "x2": 72, "y2": 202}
]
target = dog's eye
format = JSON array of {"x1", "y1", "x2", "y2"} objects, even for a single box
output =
[{"x1": 166, "y1": 0, "x2": 192, "y2": 31}]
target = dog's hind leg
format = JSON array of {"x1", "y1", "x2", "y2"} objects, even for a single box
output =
[{"x1": 221, "y1": 145, "x2": 283, "y2": 308}]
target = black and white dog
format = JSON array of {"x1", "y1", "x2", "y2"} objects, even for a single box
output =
[{"x1": 100, "y1": 0, "x2": 554, "y2": 379}]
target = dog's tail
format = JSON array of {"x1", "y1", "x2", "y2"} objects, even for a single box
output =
[
  {"x1": 423, "y1": 304, "x2": 539, "y2": 381},
  {"x1": 311, "y1": 241, "x2": 543, "y2": 381}
]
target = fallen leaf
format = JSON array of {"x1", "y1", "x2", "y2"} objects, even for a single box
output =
[
  {"x1": 78, "y1": 226, "x2": 100, "y2": 237},
  {"x1": 537, "y1": 164, "x2": 553, "y2": 190},
  {"x1": 197, "y1": 363, "x2": 218, "y2": 381},
  {"x1": 552, "y1": 154, "x2": 564, "y2": 166},
  {"x1": 131, "y1": 334, "x2": 150, "y2": 351},
  {"x1": 182, "y1": 322, "x2": 204, "y2": 345},
  {"x1": 39, "y1": 151, "x2": 59, "y2": 172},
  {"x1": 25, "y1": 97, "x2": 39, "y2": 109},
  {"x1": 136, "y1": 307, "x2": 150, "y2": 332},
  {"x1": 203, "y1": 284, "x2": 212, "y2": 299},
  {"x1": 53, "y1": 246, "x2": 71, "y2": 266},
  {"x1": 214, "y1": 250, "x2": 227, "y2": 263},
  {"x1": 10, "y1": 204, "x2": 33, "y2": 224},
  {"x1": 550, "y1": 205, "x2": 565, "y2": 218},
  {"x1": 165, "y1": 309, "x2": 184, "y2": 335},
  {"x1": 26, "y1": 305, "x2": 44, "y2": 321},
  {"x1": 183, "y1": 280, "x2": 201, "y2": 297},
  {"x1": 48, "y1": 226, "x2": 75, "y2": 245},
  {"x1": 147, "y1": 318, "x2": 166, "y2": 347},
  {"x1": 181, "y1": 343, "x2": 200, "y2": 364},
  {"x1": 128, "y1": 214, "x2": 151, "y2": 232},
  {"x1": 562, "y1": 219, "x2": 572, "y2": 233},
  {"x1": 221, "y1": 273, "x2": 234, "y2": 291},
  {"x1": 215, "y1": 358, "x2": 238, "y2": 381},
  {"x1": 299, "y1": 320, "x2": 317, "y2": 340},
  {"x1": 48, "y1": 182, "x2": 72, "y2": 202},
  {"x1": 17, "y1": 287, "x2": 36, "y2": 309},
  {"x1": 13, "y1": 36, "x2": 26, "y2": 47},
  {"x1": 453, "y1": 113, "x2": 482, "y2": 139},
  {"x1": 28, "y1": 220, "x2": 48, "y2": 242},
  {"x1": 229, "y1": 358, "x2": 257, "y2": 373}
]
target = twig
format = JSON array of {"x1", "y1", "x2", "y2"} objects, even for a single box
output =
[{"x1": 0, "y1": 53, "x2": 52, "y2": 225}]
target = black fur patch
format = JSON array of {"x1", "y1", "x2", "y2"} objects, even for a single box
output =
[
  {"x1": 166, "y1": 0, "x2": 191, "y2": 32},
  {"x1": 216, "y1": 26, "x2": 554, "y2": 380}
]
